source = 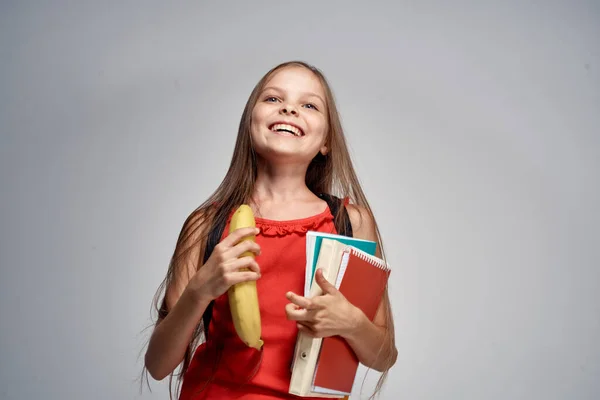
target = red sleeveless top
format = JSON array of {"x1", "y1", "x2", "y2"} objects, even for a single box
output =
[{"x1": 179, "y1": 205, "x2": 339, "y2": 400}]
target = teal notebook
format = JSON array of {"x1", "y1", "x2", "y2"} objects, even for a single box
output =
[{"x1": 304, "y1": 231, "x2": 377, "y2": 296}]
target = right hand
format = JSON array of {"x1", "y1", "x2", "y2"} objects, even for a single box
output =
[{"x1": 188, "y1": 226, "x2": 262, "y2": 302}]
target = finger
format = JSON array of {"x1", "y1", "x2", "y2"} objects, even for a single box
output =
[
  {"x1": 226, "y1": 256, "x2": 260, "y2": 275},
  {"x1": 227, "y1": 238, "x2": 261, "y2": 259},
  {"x1": 221, "y1": 226, "x2": 260, "y2": 247},
  {"x1": 285, "y1": 291, "x2": 316, "y2": 310},
  {"x1": 224, "y1": 270, "x2": 261, "y2": 286},
  {"x1": 285, "y1": 303, "x2": 313, "y2": 321},
  {"x1": 315, "y1": 268, "x2": 337, "y2": 295},
  {"x1": 296, "y1": 323, "x2": 317, "y2": 337}
]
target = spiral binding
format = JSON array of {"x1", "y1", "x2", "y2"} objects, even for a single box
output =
[{"x1": 348, "y1": 247, "x2": 390, "y2": 271}]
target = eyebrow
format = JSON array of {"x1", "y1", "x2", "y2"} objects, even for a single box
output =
[{"x1": 261, "y1": 86, "x2": 326, "y2": 105}]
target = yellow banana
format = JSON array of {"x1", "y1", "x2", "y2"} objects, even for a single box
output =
[{"x1": 227, "y1": 204, "x2": 264, "y2": 350}]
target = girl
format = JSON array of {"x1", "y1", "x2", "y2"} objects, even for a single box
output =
[{"x1": 143, "y1": 61, "x2": 397, "y2": 399}]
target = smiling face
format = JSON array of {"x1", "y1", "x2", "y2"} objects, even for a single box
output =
[{"x1": 250, "y1": 66, "x2": 329, "y2": 164}]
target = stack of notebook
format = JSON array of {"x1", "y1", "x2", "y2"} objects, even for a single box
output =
[{"x1": 289, "y1": 231, "x2": 391, "y2": 398}]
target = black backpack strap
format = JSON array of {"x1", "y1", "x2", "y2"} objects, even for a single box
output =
[
  {"x1": 203, "y1": 212, "x2": 227, "y2": 264},
  {"x1": 201, "y1": 211, "x2": 228, "y2": 338},
  {"x1": 318, "y1": 193, "x2": 353, "y2": 237}
]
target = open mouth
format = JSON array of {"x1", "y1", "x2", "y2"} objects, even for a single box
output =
[{"x1": 269, "y1": 123, "x2": 304, "y2": 137}]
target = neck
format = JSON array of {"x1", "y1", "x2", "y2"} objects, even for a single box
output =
[{"x1": 252, "y1": 159, "x2": 314, "y2": 204}]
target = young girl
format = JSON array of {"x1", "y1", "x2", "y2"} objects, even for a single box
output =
[{"x1": 143, "y1": 61, "x2": 397, "y2": 399}]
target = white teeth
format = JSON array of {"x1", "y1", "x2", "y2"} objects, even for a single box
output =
[{"x1": 271, "y1": 123, "x2": 302, "y2": 137}]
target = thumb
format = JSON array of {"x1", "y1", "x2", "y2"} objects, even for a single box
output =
[{"x1": 315, "y1": 268, "x2": 337, "y2": 295}]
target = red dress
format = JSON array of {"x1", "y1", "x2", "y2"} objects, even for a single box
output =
[{"x1": 179, "y1": 205, "x2": 339, "y2": 400}]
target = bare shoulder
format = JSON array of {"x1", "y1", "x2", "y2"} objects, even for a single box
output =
[{"x1": 345, "y1": 203, "x2": 377, "y2": 242}]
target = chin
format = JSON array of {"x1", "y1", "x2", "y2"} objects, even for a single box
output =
[
  {"x1": 254, "y1": 147, "x2": 314, "y2": 166},
  {"x1": 251, "y1": 129, "x2": 320, "y2": 163}
]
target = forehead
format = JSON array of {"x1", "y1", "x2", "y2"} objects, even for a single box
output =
[{"x1": 263, "y1": 66, "x2": 325, "y2": 97}]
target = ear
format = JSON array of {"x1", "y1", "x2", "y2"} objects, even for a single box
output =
[{"x1": 320, "y1": 145, "x2": 329, "y2": 156}]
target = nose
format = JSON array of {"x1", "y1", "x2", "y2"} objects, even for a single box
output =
[{"x1": 280, "y1": 103, "x2": 298, "y2": 116}]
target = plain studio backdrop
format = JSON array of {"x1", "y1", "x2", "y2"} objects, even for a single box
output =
[{"x1": 1, "y1": 1, "x2": 599, "y2": 399}]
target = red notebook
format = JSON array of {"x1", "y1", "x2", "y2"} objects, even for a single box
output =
[{"x1": 312, "y1": 247, "x2": 391, "y2": 394}]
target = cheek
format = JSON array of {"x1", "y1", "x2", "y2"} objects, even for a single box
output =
[
  {"x1": 250, "y1": 108, "x2": 265, "y2": 132},
  {"x1": 252, "y1": 105, "x2": 274, "y2": 129},
  {"x1": 251, "y1": 108, "x2": 261, "y2": 125},
  {"x1": 307, "y1": 114, "x2": 328, "y2": 136}
]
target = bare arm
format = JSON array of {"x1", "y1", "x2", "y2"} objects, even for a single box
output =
[
  {"x1": 144, "y1": 213, "x2": 262, "y2": 381},
  {"x1": 145, "y1": 287, "x2": 212, "y2": 380},
  {"x1": 341, "y1": 204, "x2": 397, "y2": 371},
  {"x1": 340, "y1": 290, "x2": 396, "y2": 371},
  {"x1": 144, "y1": 214, "x2": 209, "y2": 381}
]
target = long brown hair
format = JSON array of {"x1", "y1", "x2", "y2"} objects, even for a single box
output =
[{"x1": 140, "y1": 60, "x2": 396, "y2": 399}]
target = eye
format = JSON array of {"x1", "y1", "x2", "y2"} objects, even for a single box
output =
[
  {"x1": 265, "y1": 96, "x2": 279, "y2": 103},
  {"x1": 303, "y1": 103, "x2": 318, "y2": 110}
]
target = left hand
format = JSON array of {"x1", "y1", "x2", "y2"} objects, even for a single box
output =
[{"x1": 284, "y1": 268, "x2": 363, "y2": 339}]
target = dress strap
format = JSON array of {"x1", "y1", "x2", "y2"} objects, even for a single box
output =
[{"x1": 318, "y1": 193, "x2": 353, "y2": 237}]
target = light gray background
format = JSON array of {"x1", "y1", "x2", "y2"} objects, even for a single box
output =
[{"x1": 1, "y1": 1, "x2": 599, "y2": 399}]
